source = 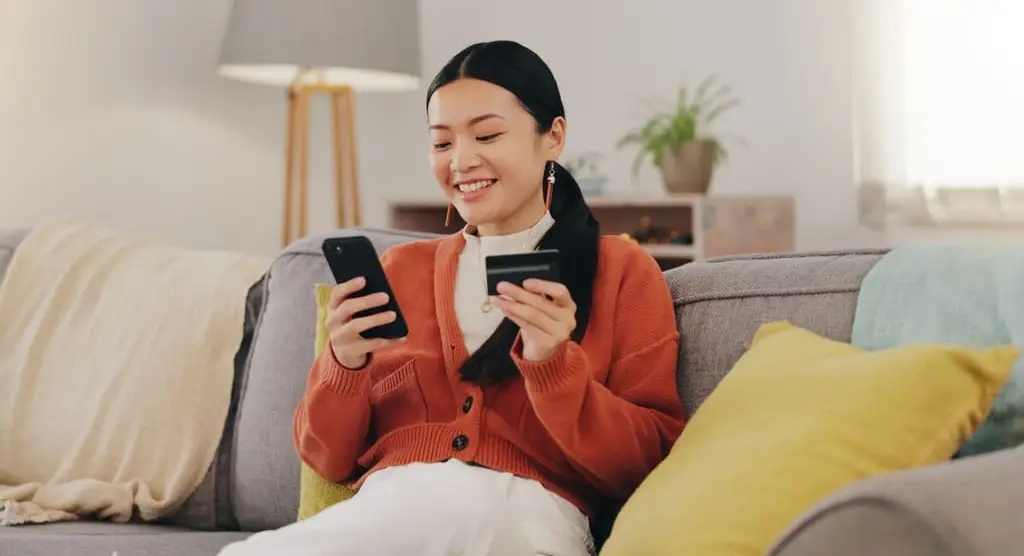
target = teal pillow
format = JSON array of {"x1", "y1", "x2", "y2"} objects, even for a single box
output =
[{"x1": 850, "y1": 243, "x2": 1024, "y2": 456}]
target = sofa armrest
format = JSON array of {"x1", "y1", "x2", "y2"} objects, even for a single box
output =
[{"x1": 768, "y1": 446, "x2": 1024, "y2": 556}]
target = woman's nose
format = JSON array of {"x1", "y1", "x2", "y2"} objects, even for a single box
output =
[{"x1": 449, "y1": 142, "x2": 481, "y2": 174}]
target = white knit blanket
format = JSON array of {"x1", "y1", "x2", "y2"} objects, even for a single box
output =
[{"x1": 0, "y1": 218, "x2": 270, "y2": 525}]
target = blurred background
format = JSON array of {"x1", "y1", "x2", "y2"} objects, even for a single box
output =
[{"x1": 2, "y1": 0, "x2": 1021, "y2": 258}]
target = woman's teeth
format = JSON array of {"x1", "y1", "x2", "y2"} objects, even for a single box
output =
[{"x1": 457, "y1": 180, "x2": 495, "y2": 193}]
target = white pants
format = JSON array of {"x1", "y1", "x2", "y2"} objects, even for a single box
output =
[{"x1": 218, "y1": 459, "x2": 594, "y2": 556}]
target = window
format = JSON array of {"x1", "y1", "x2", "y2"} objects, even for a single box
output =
[{"x1": 854, "y1": 0, "x2": 1024, "y2": 226}]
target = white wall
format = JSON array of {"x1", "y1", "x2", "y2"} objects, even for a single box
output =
[{"x1": 0, "y1": 0, "x2": 888, "y2": 255}]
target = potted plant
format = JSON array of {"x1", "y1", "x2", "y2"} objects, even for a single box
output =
[
  {"x1": 563, "y1": 151, "x2": 608, "y2": 197},
  {"x1": 617, "y1": 75, "x2": 741, "y2": 194}
]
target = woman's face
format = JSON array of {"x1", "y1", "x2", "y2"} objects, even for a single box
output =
[{"x1": 427, "y1": 78, "x2": 565, "y2": 235}]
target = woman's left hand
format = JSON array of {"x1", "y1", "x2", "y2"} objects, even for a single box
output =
[{"x1": 492, "y1": 279, "x2": 577, "y2": 362}]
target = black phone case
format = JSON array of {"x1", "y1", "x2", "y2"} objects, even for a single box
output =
[
  {"x1": 321, "y1": 236, "x2": 409, "y2": 340},
  {"x1": 484, "y1": 249, "x2": 561, "y2": 296}
]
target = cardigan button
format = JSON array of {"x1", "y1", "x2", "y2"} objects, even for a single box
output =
[
  {"x1": 462, "y1": 396, "x2": 473, "y2": 413},
  {"x1": 451, "y1": 434, "x2": 469, "y2": 452}
]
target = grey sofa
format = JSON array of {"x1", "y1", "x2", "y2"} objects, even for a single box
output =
[{"x1": 0, "y1": 227, "x2": 1020, "y2": 556}]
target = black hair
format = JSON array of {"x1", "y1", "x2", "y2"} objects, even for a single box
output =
[{"x1": 426, "y1": 40, "x2": 601, "y2": 385}]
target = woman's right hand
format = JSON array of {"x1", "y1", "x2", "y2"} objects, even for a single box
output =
[{"x1": 326, "y1": 277, "x2": 404, "y2": 369}]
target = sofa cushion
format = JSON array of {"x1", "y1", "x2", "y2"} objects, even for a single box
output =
[
  {"x1": 0, "y1": 521, "x2": 249, "y2": 556},
  {"x1": 229, "y1": 228, "x2": 438, "y2": 531},
  {"x1": 664, "y1": 249, "x2": 887, "y2": 417},
  {"x1": 602, "y1": 321, "x2": 1017, "y2": 556}
]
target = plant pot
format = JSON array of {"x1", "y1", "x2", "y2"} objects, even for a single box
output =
[{"x1": 659, "y1": 140, "x2": 715, "y2": 194}]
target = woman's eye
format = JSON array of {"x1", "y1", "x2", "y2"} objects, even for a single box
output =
[
  {"x1": 432, "y1": 141, "x2": 451, "y2": 150},
  {"x1": 477, "y1": 133, "x2": 501, "y2": 142}
]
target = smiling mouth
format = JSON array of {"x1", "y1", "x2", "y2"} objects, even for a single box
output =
[{"x1": 455, "y1": 179, "x2": 497, "y2": 195}]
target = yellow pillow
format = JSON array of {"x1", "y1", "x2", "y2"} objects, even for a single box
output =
[
  {"x1": 601, "y1": 321, "x2": 1018, "y2": 556},
  {"x1": 296, "y1": 283, "x2": 358, "y2": 520}
]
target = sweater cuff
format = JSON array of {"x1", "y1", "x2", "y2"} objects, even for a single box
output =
[
  {"x1": 510, "y1": 335, "x2": 586, "y2": 393},
  {"x1": 317, "y1": 345, "x2": 371, "y2": 396}
]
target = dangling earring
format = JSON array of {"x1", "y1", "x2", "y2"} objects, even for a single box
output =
[
  {"x1": 447, "y1": 157, "x2": 458, "y2": 227},
  {"x1": 544, "y1": 162, "x2": 555, "y2": 211}
]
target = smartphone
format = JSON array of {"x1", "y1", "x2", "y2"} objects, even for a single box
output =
[
  {"x1": 484, "y1": 249, "x2": 561, "y2": 296},
  {"x1": 321, "y1": 236, "x2": 409, "y2": 340}
]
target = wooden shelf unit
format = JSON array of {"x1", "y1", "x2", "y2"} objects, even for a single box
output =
[{"x1": 388, "y1": 194, "x2": 795, "y2": 270}]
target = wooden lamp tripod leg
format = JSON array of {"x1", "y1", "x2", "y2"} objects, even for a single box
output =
[
  {"x1": 283, "y1": 83, "x2": 360, "y2": 245},
  {"x1": 342, "y1": 89, "x2": 362, "y2": 227},
  {"x1": 296, "y1": 89, "x2": 311, "y2": 240},
  {"x1": 282, "y1": 86, "x2": 312, "y2": 246},
  {"x1": 330, "y1": 87, "x2": 362, "y2": 228},
  {"x1": 330, "y1": 90, "x2": 347, "y2": 228},
  {"x1": 282, "y1": 88, "x2": 299, "y2": 247}
]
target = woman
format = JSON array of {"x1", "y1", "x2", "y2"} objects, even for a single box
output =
[{"x1": 220, "y1": 40, "x2": 685, "y2": 556}]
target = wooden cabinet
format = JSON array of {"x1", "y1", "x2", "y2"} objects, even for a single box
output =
[{"x1": 389, "y1": 194, "x2": 795, "y2": 270}]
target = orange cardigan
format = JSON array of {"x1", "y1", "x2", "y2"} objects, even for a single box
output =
[{"x1": 293, "y1": 233, "x2": 685, "y2": 516}]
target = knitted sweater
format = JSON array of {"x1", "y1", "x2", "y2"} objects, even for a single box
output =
[{"x1": 293, "y1": 232, "x2": 686, "y2": 516}]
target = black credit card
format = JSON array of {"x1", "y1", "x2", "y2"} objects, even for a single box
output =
[{"x1": 484, "y1": 249, "x2": 561, "y2": 296}]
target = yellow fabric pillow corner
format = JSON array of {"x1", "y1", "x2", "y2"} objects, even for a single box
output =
[
  {"x1": 602, "y1": 321, "x2": 1018, "y2": 556},
  {"x1": 297, "y1": 283, "x2": 358, "y2": 521}
]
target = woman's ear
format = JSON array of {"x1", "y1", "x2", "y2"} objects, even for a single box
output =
[{"x1": 544, "y1": 117, "x2": 567, "y2": 159}]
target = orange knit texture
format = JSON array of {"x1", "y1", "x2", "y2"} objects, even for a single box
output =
[{"x1": 293, "y1": 233, "x2": 686, "y2": 516}]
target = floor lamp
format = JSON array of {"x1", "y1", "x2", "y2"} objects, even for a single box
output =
[
  {"x1": 216, "y1": 0, "x2": 422, "y2": 246},
  {"x1": 281, "y1": 78, "x2": 363, "y2": 247}
]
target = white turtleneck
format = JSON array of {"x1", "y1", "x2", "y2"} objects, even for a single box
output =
[{"x1": 455, "y1": 212, "x2": 556, "y2": 353}]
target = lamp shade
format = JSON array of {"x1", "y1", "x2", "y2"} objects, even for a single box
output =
[{"x1": 217, "y1": 0, "x2": 422, "y2": 92}]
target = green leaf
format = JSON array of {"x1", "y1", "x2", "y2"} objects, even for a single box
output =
[
  {"x1": 617, "y1": 74, "x2": 742, "y2": 176},
  {"x1": 704, "y1": 98, "x2": 741, "y2": 125}
]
